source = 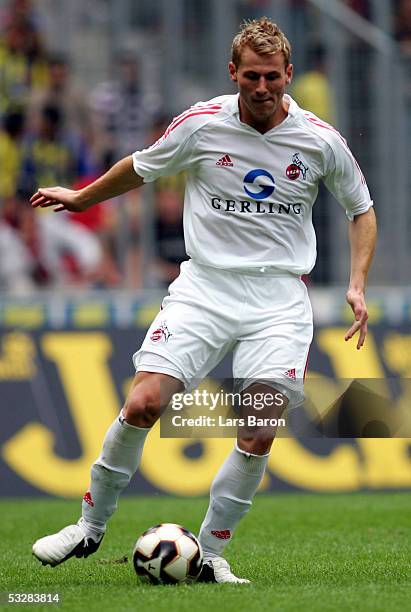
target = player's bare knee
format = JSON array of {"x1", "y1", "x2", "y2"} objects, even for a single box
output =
[
  {"x1": 238, "y1": 436, "x2": 274, "y2": 455},
  {"x1": 122, "y1": 372, "x2": 182, "y2": 427},
  {"x1": 123, "y1": 386, "x2": 161, "y2": 428}
]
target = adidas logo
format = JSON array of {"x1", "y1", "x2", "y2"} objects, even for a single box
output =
[
  {"x1": 216, "y1": 154, "x2": 233, "y2": 167},
  {"x1": 284, "y1": 368, "x2": 296, "y2": 381},
  {"x1": 83, "y1": 491, "x2": 94, "y2": 507}
]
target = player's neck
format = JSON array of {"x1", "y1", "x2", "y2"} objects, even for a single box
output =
[{"x1": 239, "y1": 97, "x2": 289, "y2": 134}]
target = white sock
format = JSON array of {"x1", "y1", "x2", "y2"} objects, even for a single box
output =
[
  {"x1": 81, "y1": 413, "x2": 150, "y2": 540},
  {"x1": 198, "y1": 444, "x2": 269, "y2": 557}
]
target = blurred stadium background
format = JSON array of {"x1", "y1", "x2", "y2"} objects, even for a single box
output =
[{"x1": 0, "y1": 0, "x2": 410, "y2": 499}]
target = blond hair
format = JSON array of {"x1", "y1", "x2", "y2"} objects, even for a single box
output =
[{"x1": 231, "y1": 17, "x2": 292, "y2": 68}]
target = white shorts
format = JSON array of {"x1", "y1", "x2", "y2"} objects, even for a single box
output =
[{"x1": 133, "y1": 260, "x2": 313, "y2": 405}]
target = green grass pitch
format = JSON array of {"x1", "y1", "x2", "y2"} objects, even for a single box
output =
[{"x1": 1, "y1": 492, "x2": 410, "y2": 611}]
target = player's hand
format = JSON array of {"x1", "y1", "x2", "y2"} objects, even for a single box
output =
[
  {"x1": 30, "y1": 187, "x2": 86, "y2": 213},
  {"x1": 345, "y1": 288, "x2": 368, "y2": 349}
]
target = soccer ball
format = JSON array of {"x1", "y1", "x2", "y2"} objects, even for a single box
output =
[{"x1": 132, "y1": 523, "x2": 203, "y2": 584}]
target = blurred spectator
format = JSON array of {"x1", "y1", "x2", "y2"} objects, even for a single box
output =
[
  {"x1": 0, "y1": 220, "x2": 35, "y2": 292},
  {"x1": 0, "y1": 110, "x2": 25, "y2": 207},
  {"x1": 0, "y1": 0, "x2": 41, "y2": 30},
  {"x1": 19, "y1": 104, "x2": 94, "y2": 194},
  {"x1": 89, "y1": 53, "x2": 159, "y2": 165},
  {"x1": 16, "y1": 104, "x2": 103, "y2": 287},
  {"x1": 395, "y1": 0, "x2": 411, "y2": 55},
  {"x1": 152, "y1": 186, "x2": 186, "y2": 287},
  {"x1": 292, "y1": 42, "x2": 335, "y2": 124},
  {"x1": 122, "y1": 189, "x2": 143, "y2": 289},
  {"x1": 0, "y1": 108, "x2": 37, "y2": 292},
  {"x1": 0, "y1": 110, "x2": 29, "y2": 284},
  {"x1": 28, "y1": 54, "x2": 92, "y2": 145},
  {"x1": 32, "y1": 210, "x2": 103, "y2": 287},
  {"x1": 69, "y1": 175, "x2": 122, "y2": 287},
  {"x1": 0, "y1": 20, "x2": 49, "y2": 116},
  {"x1": 11, "y1": 189, "x2": 104, "y2": 289},
  {"x1": 344, "y1": 0, "x2": 371, "y2": 19}
]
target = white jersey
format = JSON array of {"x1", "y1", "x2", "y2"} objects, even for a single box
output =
[{"x1": 132, "y1": 94, "x2": 373, "y2": 275}]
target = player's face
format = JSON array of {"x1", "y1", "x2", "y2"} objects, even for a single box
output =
[{"x1": 229, "y1": 47, "x2": 293, "y2": 131}]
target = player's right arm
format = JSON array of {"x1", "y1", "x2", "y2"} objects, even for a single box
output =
[
  {"x1": 30, "y1": 155, "x2": 143, "y2": 213},
  {"x1": 31, "y1": 99, "x2": 220, "y2": 213}
]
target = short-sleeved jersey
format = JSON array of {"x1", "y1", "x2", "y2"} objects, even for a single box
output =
[{"x1": 132, "y1": 94, "x2": 373, "y2": 275}]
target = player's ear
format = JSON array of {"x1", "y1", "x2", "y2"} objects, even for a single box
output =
[
  {"x1": 228, "y1": 62, "x2": 238, "y2": 82},
  {"x1": 285, "y1": 63, "x2": 293, "y2": 85}
]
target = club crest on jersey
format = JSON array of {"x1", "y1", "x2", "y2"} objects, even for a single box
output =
[
  {"x1": 150, "y1": 322, "x2": 173, "y2": 343},
  {"x1": 286, "y1": 153, "x2": 308, "y2": 180}
]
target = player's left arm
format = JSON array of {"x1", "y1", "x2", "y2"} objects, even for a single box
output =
[{"x1": 344, "y1": 207, "x2": 377, "y2": 349}]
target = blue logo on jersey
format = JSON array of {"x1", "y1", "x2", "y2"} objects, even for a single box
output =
[{"x1": 243, "y1": 169, "x2": 275, "y2": 200}]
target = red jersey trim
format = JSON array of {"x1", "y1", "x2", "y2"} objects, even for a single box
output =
[
  {"x1": 163, "y1": 108, "x2": 221, "y2": 139},
  {"x1": 304, "y1": 114, "x2": 366, "y2": 185}
]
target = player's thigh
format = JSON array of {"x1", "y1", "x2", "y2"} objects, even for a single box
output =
[
  {"x1": 133, "y1": 260, "x2": 239, "y2": 389},
  {"x1": 232, "y1": 318, "x2": 313, "y2": 407},
  {"x1": 133, "y1": 300, "x2": 235, "y2": 387}
]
